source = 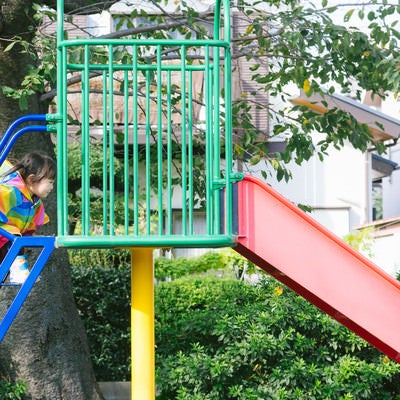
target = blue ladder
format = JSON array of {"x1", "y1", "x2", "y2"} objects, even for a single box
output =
[
  {"x1": 0, "y1": 232, "x2": 55, "y2": 341},
  {"x1": 0, "y1": 114, "x2": 56, "y2": 341}
]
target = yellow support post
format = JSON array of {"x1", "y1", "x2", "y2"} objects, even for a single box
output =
[{"x1": 130, "y1": 248, "x2": 155, "y2": 399}]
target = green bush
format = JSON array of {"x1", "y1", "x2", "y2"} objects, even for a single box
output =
[
  {"x1": 69, "y1": 248, "x2": 130, "y2": 269},
  {"x1": 155, "y1": 276, "x2": 400, "y2": 399},
  {"x1": 70, "y1": 250, "x2": 243, "y2": 380},
  {"x1": 155, "y1": 252, "x2": 226, "y2": 280},
  {"x1": 71, "y1": 253, "x2": 400, "y2": 399},
  {"x1": 71, "y1": 265, "x2": 131, "y2": 381},
  {"x1": 0, "y1": 380, "x2": 27, "y2": 400}
]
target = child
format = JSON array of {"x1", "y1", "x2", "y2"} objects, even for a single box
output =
[{"x1": 0, "y1": 152, "x2": 56, "y2": 283}]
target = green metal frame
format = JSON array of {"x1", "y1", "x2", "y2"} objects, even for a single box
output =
[{"x1": 55, "y1": 0, "x2": 240, "y2": 248}]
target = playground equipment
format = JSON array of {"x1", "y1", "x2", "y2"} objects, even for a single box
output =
[
  {"x1": 1, "y1": 0, "x2": 237, "y2": 398},
  {"x1": 1, "y1": 0, "x2": 400, "y2": 399}
]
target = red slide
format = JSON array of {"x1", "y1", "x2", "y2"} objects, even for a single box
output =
[{"x1": 234, "y1": 175, "x2": 400, "y2": 363}]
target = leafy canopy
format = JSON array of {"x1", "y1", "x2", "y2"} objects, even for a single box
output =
[{"x1": 3, "y1": 0, "x2": 400, "y2": 184}]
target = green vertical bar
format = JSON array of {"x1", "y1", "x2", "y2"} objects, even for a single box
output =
[
  {"x1": 224, "y1": 44, "x2": 233, "y2": 236},
  {"x1": 132, "y1": 46, "x2": 139, "y2": 236},
  {"x1": 145, "y1": 69, "x2": 151, "y2": 235},
  {"x1": 108, "y1": 44, "x2": 115, "y2": 235},
  {"x1": 180, "y1": 45, "x2": 187, "y2": 235},
  {"x1": 62, "y1": 48, "x2": 69, "y2": 236},
  {"x1": 59, "y1": 46, "x2": 69, "y2": 236},
  {"x1": 214, "y1": 0, "x2": 222, "y2": 40},
  {"x1": 223, "y1": 0, "x2": 231, "y2": 44},
  {"x1": 124, "y1": 70, "x2": 130, "y2": 235},
  {"x1": 166, "y1": 71, "x2": 173, "y2": 235},
  {"x1": 213, "y1": 0, "x2": 222, "y2": 214},
  {"x1": 82, "y1": 44, "x2": 90, "y2": 236},
  {"x1": 102, "y1": 70, "x2": 108, "y2": 234},
  {"x1": 187, "y1": 70, "x2": 193, "y2": 235},
  {"x1": 204, "y1": 46, "x2": 213, "y2": 235},
  {"x1": 156, "y1": 46, "x2": 163, "y2": 235},
  {"x1": 56, "y1": 0, "x2": 66, "y2": 236},
  {"x1": 222, "y1": 0, "x2": 233, "y2": 236},
  {"x1": 213, "y1": 44, "x2": 221, "y2": 235}
]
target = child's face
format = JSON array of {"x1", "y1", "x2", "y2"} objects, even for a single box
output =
[{"x1": 27, "y1": 177, "x2": 54, "y2": 199}]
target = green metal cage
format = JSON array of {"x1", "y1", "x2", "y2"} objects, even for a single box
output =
[{"x1": 55, "y1": 0, "x2": 240, "y2": 248}]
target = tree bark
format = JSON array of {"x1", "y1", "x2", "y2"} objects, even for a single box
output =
[{"x1": 0, "y1": 2, "x2": 104, "y2": 399}]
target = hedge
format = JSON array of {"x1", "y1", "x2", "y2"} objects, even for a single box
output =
[{"x1": 71, "y1": 253, "x2": 400, "y2": 399}]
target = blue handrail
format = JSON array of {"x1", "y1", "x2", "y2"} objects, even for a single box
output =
[
  {"x1": 0, "y1": 114, "x2": 47, "y2": 151},
  {"x1": 0, "y1": 126, "x2": 50, "y2": 166}
]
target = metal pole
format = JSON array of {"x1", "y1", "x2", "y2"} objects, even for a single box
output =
[{"x1": 130, "y1": 248, "x2": 155, "y2": 399}]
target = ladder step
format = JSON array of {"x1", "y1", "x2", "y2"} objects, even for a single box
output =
[
  {"x1": 0, "y1": 236, "x2": 54, "y2": 341},
  {"x1": 1, "y1": 283, "x2": 22, "y2": 287}
]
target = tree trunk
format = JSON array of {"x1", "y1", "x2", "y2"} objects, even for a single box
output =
[{"x1": 0, "y1": 2, "x2": 104, "y2": 399}]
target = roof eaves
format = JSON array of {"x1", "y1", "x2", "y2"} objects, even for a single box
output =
[{"x1": 291, "y1": 90, "x2": 400, "y2": 141}]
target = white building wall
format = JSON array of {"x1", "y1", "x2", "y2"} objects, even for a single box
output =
[
  {"x1": 369, "y1": 233, "x2": 400, "y2": 277},
  {"x1": 378, "y1": 95, "x2": 400, "y2": 219},
  {"x1": 382, "y1": 145, "x2": 400, "y2": 218},
  {"x1": 246, "y1": 142, "x2": 369, "y2": 238}
]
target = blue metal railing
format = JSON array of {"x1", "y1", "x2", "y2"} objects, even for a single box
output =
[{"x1": 0, "y1": 114, "x2": 56, "y2": 342}]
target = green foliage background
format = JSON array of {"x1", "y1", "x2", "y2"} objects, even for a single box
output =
[
  {"x1": 70, "y1": 251, "x2": 400, "y2": 399},
  {"x1": 0, "y1": 380, "x2": 27, "y2": 400}
]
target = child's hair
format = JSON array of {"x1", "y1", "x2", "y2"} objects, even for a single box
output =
[{"x1": 6, "y1": 152, "x2": 56, "y2": 183}]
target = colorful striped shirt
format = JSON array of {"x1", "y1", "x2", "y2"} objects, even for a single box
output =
[{"x1": 0, "y1": 160, "x2": 49, "y2": 248}]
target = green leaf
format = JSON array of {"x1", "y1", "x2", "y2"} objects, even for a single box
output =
[
  {"x1": 344, "y1": 9, "x2": 354, "y2": 22},
  {"x1": 3, "y1": 41, "x2": 17, "y2": 52}
]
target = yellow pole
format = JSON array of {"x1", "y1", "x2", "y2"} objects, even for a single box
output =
[{"x1": 130, "y1": 247, "x2": 155, "y2": 399}]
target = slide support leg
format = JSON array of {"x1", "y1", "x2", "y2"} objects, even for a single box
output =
[{"x1": 130, "y1": 247, "x2": 155, "y2": 399}]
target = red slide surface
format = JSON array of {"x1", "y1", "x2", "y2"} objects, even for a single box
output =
[{"x1": 235, "y1": 175, "x2": 400, "y2": 362}]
